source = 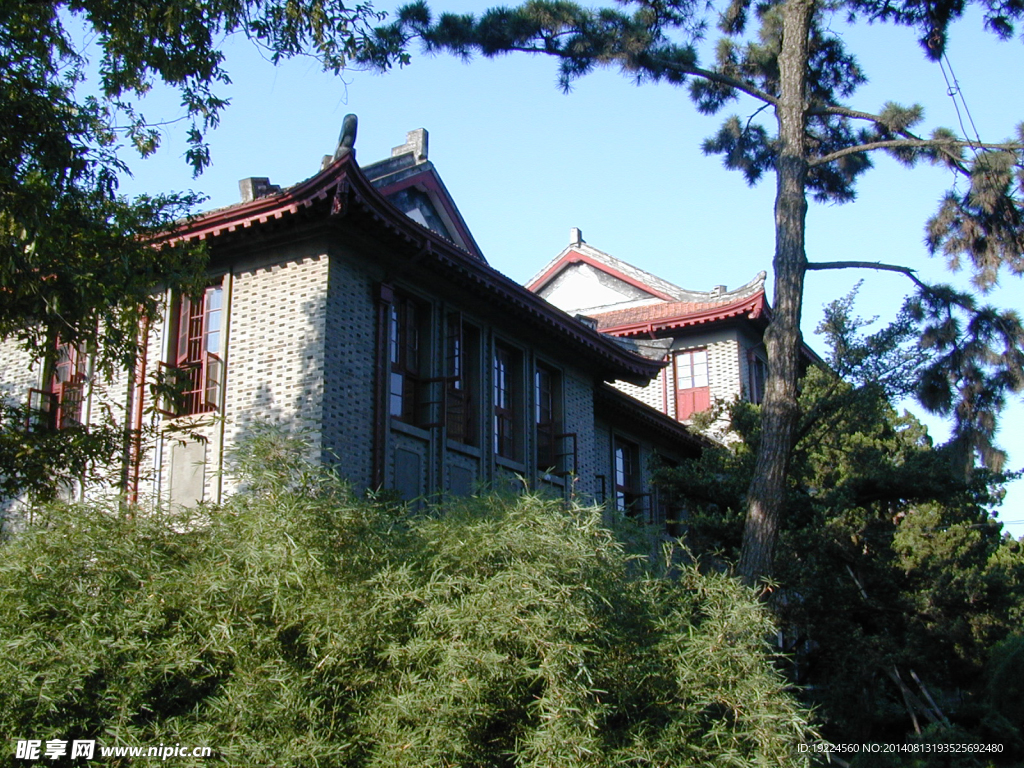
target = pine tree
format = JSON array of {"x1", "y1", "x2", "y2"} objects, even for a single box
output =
[
  {"x1": 655, "y1": 293, "x2": 1024, "y2": 749},
  {"x1": 359, "y1": 0, "x2": 1024, "y2": 584}
]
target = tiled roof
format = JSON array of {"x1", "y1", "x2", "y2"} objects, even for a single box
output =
[{"x1": 588, "y1": 291, "x2": 769, "y2": 336}]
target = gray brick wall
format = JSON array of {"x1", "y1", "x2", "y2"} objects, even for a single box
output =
[
  {"x1": 220, "y1": 252, "x2": 330, "y2": 496},
  {"x1": 612, "y1": 366, "x2": 668, "y2": 414},
  {"x1": 322, "y1": 247, "x2": 378, "y2": 490},
  {"x1": 708, "y1": 338, "x2": 741, "y2": 404},
  {"x1": 562, "y1": 371, "x2": 599, "y2": 502},
  {"x1": 0, "y1": 338, "x2": 42, "y2": 519},
  {"x1": 0, "y1": 338, "x2": 41, "y2": 406}
]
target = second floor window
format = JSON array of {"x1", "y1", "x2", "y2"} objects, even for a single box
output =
[
  {"x1": 390, "y1": 294, "x2": 425, "y2": 424},
  {"x1": 169, "y1": 284, "x2": 223, "y2": 416},
  {"x1": 535, "y1": 364, "x2": 558, "y2": 471},
  {"x1": 493, "y1": 344, "x2": 521, "y2": 460},
  {"x1": 29, "y1": 340, "x2": 87, "y2": 430},
  {"x1": 674, "y1": 348, "x2": 710, "y2": 420}
]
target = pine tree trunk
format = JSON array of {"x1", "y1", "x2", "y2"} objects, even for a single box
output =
[{"x1": 737, "y1": 0, "x2": 813, "y2": 586}]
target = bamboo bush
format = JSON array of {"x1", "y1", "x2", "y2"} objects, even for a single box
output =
[{"x1": 0, "y1": 428, "x2": 817, "y2": 767}]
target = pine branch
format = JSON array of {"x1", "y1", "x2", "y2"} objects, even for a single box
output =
[
  {"x1": 810, "y1": 138, "x2": 1019, "y2": 168},
  {"x1": 501, "y1": 45, "x2": 779, "y2": 106},
  {"x1": 809, "y1": 104, "x2": 896, "y2": 122},
  {"x1": 806, "y1": 260, "x2": 928, "y2": 290},
  {"x1": 644, "y1": 55, "x2": 778, "y2": 106},
  {"x1": 804, "y1": 105, "x2": 1015, "y2": 173}
]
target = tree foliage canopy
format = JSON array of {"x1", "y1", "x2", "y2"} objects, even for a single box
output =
[
  {"x1": 0, "y1": 429, "x2": 818, "y2": 766},
  {"x1": 1, "y1": 0, "x2": 400, "y2": 372},
  {"x1": 360, "y1": 0, "x2": 1024, "y2": 581},
  {"x1": 1, "y1": 0, "x2": 406, "y2": 502},
  {"x1": 655, "y1": 296, "x2": 1024, "y2": 754}
]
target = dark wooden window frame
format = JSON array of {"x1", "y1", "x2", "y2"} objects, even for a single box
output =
[
  {"x1": 535, "y1": 363, "x2": 559, "y2": 472},
  {"x1": 748, "y1": 349, "x2": 768, "y2": 405},
  {"x1": 613, "y1": 436, "x2": 642, "y2": 518},
  {"x1": 493, "y1": 343, "x2": 521, "y2": 461},
  {"x1": 389, "y1": 293, "x2": 426, "y2": 425},
  {"x1": 444, "y1": 312, "x2": 478, "y2": 445}
]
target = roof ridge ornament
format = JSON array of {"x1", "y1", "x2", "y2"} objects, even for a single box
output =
[{"x1": 333, "y1": 114, "x2": 358, "y2": 162}]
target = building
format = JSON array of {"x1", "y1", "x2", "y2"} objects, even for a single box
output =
[
  {"x1": 1, "y1": 122, "x2": 703, "y2": 529},
  {"x1": 527, "y1": 230, "x2": 782, "y2": 432}
]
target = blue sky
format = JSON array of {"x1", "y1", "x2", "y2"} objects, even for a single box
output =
[{"x1": 110, "y1": 2, "x2": 1024, "y2": 536}]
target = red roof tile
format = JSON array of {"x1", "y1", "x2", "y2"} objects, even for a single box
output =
[{"x1": 589, "y1": 292, "x2": 769, "y2": 336}]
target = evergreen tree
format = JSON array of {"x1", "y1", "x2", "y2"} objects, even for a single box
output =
[
  {"x1": 655, "y1": 294, "x2": 1024, "y2": 753},
  {"x1": 358, "y1": 0, "x2": 1024, "y2": 584}
]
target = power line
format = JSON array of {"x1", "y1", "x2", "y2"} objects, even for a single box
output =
[{"x1": 938, "y1": 53, "x2": 984, "y2": 151}]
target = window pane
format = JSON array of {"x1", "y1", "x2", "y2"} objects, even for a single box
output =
[
  {"x1": 676, "y1": 350, "x2": 710, "y2": 391},
  {"x1": 494, "y1": 346, "x2": 517, "y2": 459},
  {"x1": 205, "y1": 285, "x2": 223, "y2": 311},
  {"x1": 205, "y1": 354, "x2": 223, "y2": 409},
  {"x1": 390, "y1": 372, "x2": 404, "y2": 416},
  {"x1": 389, "y1": 306, "x2": 400, "y2": 364}
]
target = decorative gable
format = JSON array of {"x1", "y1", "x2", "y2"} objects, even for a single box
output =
[
  {"x1": 527, "y1": 228, "x2": 721, "y2": 316},
  {"x1": 538, "y1": 257, "x2": 667, "y2": 315},
  {"x1": 361, "y1": 129, "x2": 487, "y2": 262}
]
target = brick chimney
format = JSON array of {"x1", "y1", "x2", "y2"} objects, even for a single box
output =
[
  {"x1": 238, "y1": 177, "x2": 281, "y2": 202},
  {"x1": 391, "y1": 129, "x2": 428, "y2": 163}
]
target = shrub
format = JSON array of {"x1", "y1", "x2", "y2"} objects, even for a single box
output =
[{"x1": 1, "y1": 439, "x2": 817, "y2": 766}]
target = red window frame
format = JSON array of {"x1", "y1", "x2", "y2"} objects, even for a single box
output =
[
  {"x1": 29, "y1": 340, "x2": 87, "y2": 430},
  {"x1": 674, "y1": 349, "x2": 710, "y2": 420},
  {"x1": 169, "y1": 285, "x2": 223, "y2": 416}
]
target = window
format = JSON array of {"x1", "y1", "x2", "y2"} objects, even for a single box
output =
[
  {"x1": 389, "y1": 294, "x2": 426, "y2": 424},
  {"x1": 493, "y1": 344, "x2": 521, "y2": 460},
  {"x1": 613, "y1": 437, "x2": 641, "y2": 517},
  {"x1": 535, "y1": 364, "x2": 559, "y2": 471},
  {"x1": 168, "y1": 284, "x2": 223, "y2": 416},
  {"x1": 29, "y1": 340, "x2": 87, "y2": 429},
  {"x1": 445, "y1": 313, "x2": 478, "y2": 444},
  {"x1": 748, "y1": 351, "x2": 768, "y2": 405},
  {"x1": 674, "y1": 348, "x2": 710, "y2": 420}
]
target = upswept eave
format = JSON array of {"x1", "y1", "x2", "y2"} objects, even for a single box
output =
[{"x1": 590, "y1": 291, "x2": 770, "y2": 337}]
